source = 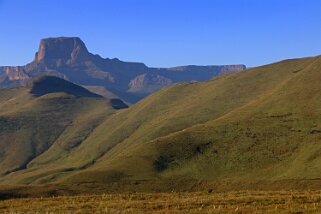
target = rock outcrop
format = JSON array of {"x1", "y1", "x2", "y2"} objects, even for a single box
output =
[
  {"x1": 35, "y1": 37, "x2": 90, "y2": 64},
  {"x1": 128, "y1": 73, "x2": 173, "y2": 94}
]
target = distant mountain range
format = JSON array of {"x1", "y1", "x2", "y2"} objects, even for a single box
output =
[{"x1": 0, "y1": 37, "x2": 245, "y2": 103}]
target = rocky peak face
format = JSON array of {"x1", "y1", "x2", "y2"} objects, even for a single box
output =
[
  {"x1": 128, "y1": 73, "x2": 173, "y2": 94},
  {"x1": 219, "y1": 65, "x2": 246, "y2": 73},
  {"x1": 168, "y1": 64, "x2": 246, "y2": 73},
  {"x1": 34, "y1": 37, "x2": 91, "y2": 64}
]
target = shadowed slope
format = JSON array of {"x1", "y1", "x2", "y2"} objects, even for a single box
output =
[
  {"x1": 0, "y1": 76, "x2": 121, "y2": 176},
  {"x1": 29, "y1": 76, "x2": 101, "y2": 98}
]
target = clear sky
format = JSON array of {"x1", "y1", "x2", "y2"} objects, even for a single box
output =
[{"x1": 0, "y1": 0, "x2": 320, "y2": 67}]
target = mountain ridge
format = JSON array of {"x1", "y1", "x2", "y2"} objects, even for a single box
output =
[{"x1": 0, "y1": 37, "x2": 246, "y2": 103}]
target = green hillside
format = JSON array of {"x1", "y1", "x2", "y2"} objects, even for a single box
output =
[
  {"x1": 0, "y1": 56, "x2": 321, "y2": 192},
  {"x1": 0, "y1": 76, "x2": 121, "y2": 178},
  {"x1": 64, "y1": 55, "x2": 321, "y2": 186}
]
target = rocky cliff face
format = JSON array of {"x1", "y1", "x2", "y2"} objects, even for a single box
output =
[
  {"x1": 128, "y1": 73, "x2": 173, "y2": 94},
  {"x1": 35, "y1": 37, "x2": 90, "y2": 64},
  {"x1": 0, "y1": 37, "x2": 246, "y2": 103},
  {"x1": 219, "y1": 65, "x2": 247, "y2": 73},
  {"x1": 1, "y1": 66, "x2": 29, "y2": 80},
  {"x1": 168, "y1": 65, "x2": 246, "y2": 73}
]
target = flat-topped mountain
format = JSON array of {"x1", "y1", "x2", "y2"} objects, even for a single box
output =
[
  {"x1": 35, "y1": 37, "x2": 90, "y2": 64},
  {"x1": 0, "y1": 37, "x2": 245, "y2": 103}
]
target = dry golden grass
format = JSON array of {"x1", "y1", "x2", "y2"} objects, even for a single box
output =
[{"x1": 0, "y1": 190, "x2": 320, "y2": 213}]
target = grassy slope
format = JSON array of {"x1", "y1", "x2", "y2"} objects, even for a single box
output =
[
  {"x1": 1, "y1": 56, "x2": 321, "y2": 189},
  {"x1": 0, "y1": 78, "x2": 116, "y2": 181},
  {"x1": 62, "y1": 56, "x2": 321, "y2": 184}
]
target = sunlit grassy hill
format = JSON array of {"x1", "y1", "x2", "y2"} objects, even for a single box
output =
[
  {"x1": 62, "y1": 55, "x2": 321, "y2": 185},
  {"x1": 1, "y1": 56, "x2": 321, "y2": 192}
]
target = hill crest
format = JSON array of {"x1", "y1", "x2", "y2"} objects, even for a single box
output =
[{"x1": 28, "y1": 75, "x2": 101, "y2": 98}]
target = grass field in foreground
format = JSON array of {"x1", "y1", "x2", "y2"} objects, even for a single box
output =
[{"x1": 0, "y1": 191, "x2": 320, "y2": 213}]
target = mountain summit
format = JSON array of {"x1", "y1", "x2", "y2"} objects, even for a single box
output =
[
  {"x1": 34, "y1": 37, "x2": 90, "y2": 64},
  {"x1": 0, "y1": 37, "x2": 246, "y2": 103}
]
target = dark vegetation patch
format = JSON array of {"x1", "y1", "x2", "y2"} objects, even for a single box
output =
[
  {"x1": 110, "y1": 98, "x2": 128, "y2": 109},
  {"x1": 154, "y1": 155, "x2": 175, "y2": 172},
  {"x1": 292, "y1": 69, "x2": 302, "y2": 73},
  {"x1": 0, "y1": 192, "x2": 16, "y2": 200},
  {"x1": 309, "y1": 130, "x2": 321, "y2": 134},
  {"x1": 268, "y1": 113, "x2": 293, "y2": 118},
  {"x1": 0, "y1": 117, "x2": 22, "y2": 132},
  {"x1": 154, "y1": 141, "x2": 214, "y2": 172}
]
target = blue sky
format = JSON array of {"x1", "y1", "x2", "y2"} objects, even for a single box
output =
[{"x1": 0, "y1": 0, "x2": 320, "y2": 67}]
